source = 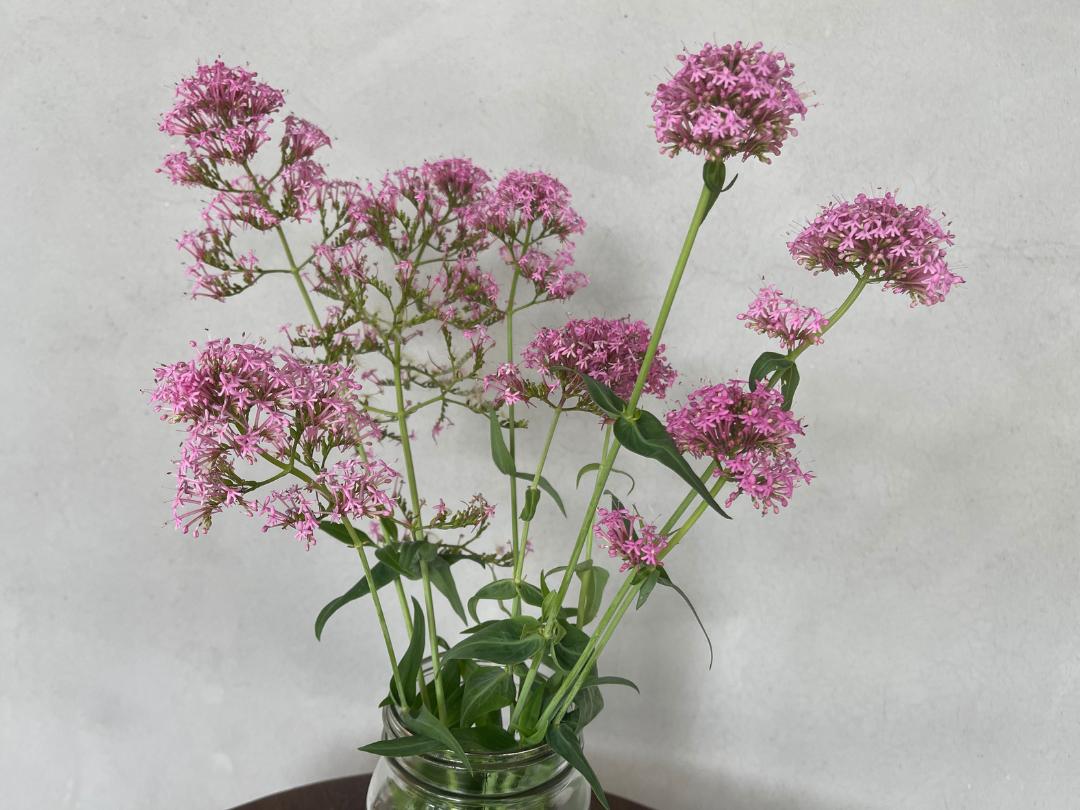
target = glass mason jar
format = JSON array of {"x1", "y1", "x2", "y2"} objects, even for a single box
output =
[{"x1": 366, "y1": 706, "x2": 591, "y2": 809}]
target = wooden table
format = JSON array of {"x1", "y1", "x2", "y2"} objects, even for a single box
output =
[{"x1": 230, "y1": 773, "x2": 652, "y2": 809}]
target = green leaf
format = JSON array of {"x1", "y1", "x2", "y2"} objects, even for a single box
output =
[
  {"x1": 397, "y1": 598, "x2": 426, "y2": 706},
  {"x1": 488, "y1": 410, "x2": 515, "y2": 475},
  {"x1": 576, "y1": 463, "x2": 636, "y2": 494},
  {"x1": 454, "y1": 725, "x2": 518, "y2": 752},
  {"x1": 375, "y1": 542, "x2": 422, "y2": 579},
  {"x1": 635, "y1": 567, "x2": 661, "y2": 610},
  {"x1": 552, "y1": 366, "x2": 625, "y2": 418},
  {"x1": 779, "y1": 363, "x2": 800, "y2": 410},
  {"x1": 519, "y1": 486, "x2": 541, "y2": 521},
  {"x1": 318, "y1": 520, "x2": 372, "y2": 548},
  {"x1": 575, "y1": 563, "x2": 610, "y2": 626},
  {"x1": 378, "y1": 517, "x2": 399, "y2": 544},
  {"x1": 748, "y1": 351, "x2": 791, "y2": 392},
  {"x1": 426, "y1": 555, "x2": 467, "y2": 623},
  {"x1": 358, "y1": 735, "x2": 443, "y2": 757},
  {"x1": 657, "y1": 569, "x2": 714, "y2": 669},
  {"x1": 553, "y1": 624, "x2": 591, "y2": 673},
  {"x1": 400, "y1": 705, "x2": 470, "y2": 767},
  {"x1": 546, "y1": 724, "x2": 609, "y2": 809},
  {"x1": 581, "y1": 674, "x2": 640, "y2": 694},
  {"x1": 314, "y1": 562, "x2": 397, "y2": 640},
  {"x1": 512, "y1": 472, "x2": 566, "y2": 517},
  {"x1": 613, "y1": 409, "x2": 730, "y2": 519},
  {"x1": 468, "y1": 579, "x2": 518, "y2": 622},
  {"x1": 565, "y1": 684, "x2": 604, "y2": 731},
  {"x1": 442, "y1": 619, "x2": 544, "y2": 665},
  {"x1": 460, "y1": 667, "x2": 516, "y2": 727}
]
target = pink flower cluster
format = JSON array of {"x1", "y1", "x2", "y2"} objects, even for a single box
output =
[
  {"x1": 482, "y1": 363, "x2": 534, "y2": 407},
  {"x1": 150, "y1": 339, "x2": 395, "y2": 542},
  {"x1": 593, "y1": 508, "x2": 670, "y2": 571},
  {"x1": 652, "y1": 41, "x2": 807, "y2": 163},
  {"x1": 160, "y1": 60, "x2": 286, "y2": 171},
  {"x1": 522, "y1": 317, "x2": 677, "y2": 403},
  {"x1": 738, "y1": 286, "x2": 828, "y2": 351},
  {"x1": 666, "y1": 380, "x2": 810, "y2": 513},
  {"x1": 485, "y1": 171, "x2": 588, "y2": 301},
  {"x1": 788, "y1": 193, "x2": 962, "y2": 306}
]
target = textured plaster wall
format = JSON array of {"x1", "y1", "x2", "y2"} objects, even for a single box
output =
[{"x1": 2, "y1": 1, "x2": 1079, "y2": 808}]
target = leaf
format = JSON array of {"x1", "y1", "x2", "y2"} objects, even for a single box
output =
[
  {"x1": 657, "y1": 569, "x2": 714, "y2": 669},
  {"x1": 396, "y1": 598, "x2": 426, "y2": 706},
  {"x1": 576, "y1": 463, "x2": 636, "y2": 494},
  {"x1": 553, "y1": 624, "x2": 591, "y2": 673},
  {"x1": 519, "y1": 486, "x2": 541, "y2": 521},
  {"x1": 546, "y1": 724, "x2": 609, "y2": 809},
  {"x1": 460, "y1": 667, "x2": 516, "y2": 727},
  {"x1": 468, "y1": 579, "x2": 518, "y2": 622},
  {"x1": 314, "y1": 562, "x2": 397, "y2": 640},
  {"x1": 581, "y1": 674, "x2": 640, "y2": 694},
  {"x1": 375, "y1": 542, "x2": 422, "y2": 579},
  {"x1": 488, "y1": 410, "x2": 515, "y2": 475},
  {"x1": 318, "y1": 520, "x2": 371, "y2": 548},
  {"x1": 512, "y1": 472, "x2": 566, "y2": 517},
  {"x1": 779, "y1": 363, "x2": 800, "y2": 410},
  {"x1": 565, "y1": 684, "x2": 604, "y2": 731},
  {"x1": 426, "y1": 555, "x2": 467, "y2": 623},
  {"x1": 613, "y1": 409, "x2": 730, "y2": 519},
  {"x1": 748, "y1": 351, "x2": 791, "y2": 392},
  {"x1": 400, "y1": 704, "x2": 469, "y2": 767},
  {"x1": 575, "y1": 563, "x2": 610, "y2": 626},
  {"x1": 635, "y1": 568, "x2": 661, "y2": 610},
  {"x1": 454, "y1": 725, "x2": 518, "y2": 753},
  {"x1": 378, "y1": 517, "x2": 399, "y2": 544},
  {"x1": 358, "y1": 735, "x2": 444, "y2": 757},
  {"x1": 442, "y1": 619, "x2": 545, "y2": 665},
  {"x1": 552, "y1": 366, "x2": 625, "y2": 418}
]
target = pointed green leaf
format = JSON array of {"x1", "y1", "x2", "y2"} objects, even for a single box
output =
[
  {"x1": 519, "y1": 486, "x2": 541, "y2": 521},
  {"x1": 454, "y1": 724, "x2": 518, "y2": 752},
  {"x1": 318, "y1": 520, "x2": 372, "y2": 547},
  {"x1": 748, "y1": 351, "x2": 791, "y2": 392},
  {"x1": 442, "y1": 619, "x2": 544, "y2": 665},
  {"x1": 577, "y1": 463, "x2": 636, "y2": 494},
  {"x1": 358, "y1": 735, "x2": 443, "y2": 757},
  {"x1": 400, "y1": 705, "x2": 469, "y2": 767},
  {"x1": 512, "y1": 472, "x2": 566, "y2": 516},
  {"x1": 552, "y1": 366, "x2": 625, "y2": 418},
  {"x1": 780, "y1": 363, "x2": 800, "y2": 410},
  {"x1": 426, "y1": 555, "x2": 467, "y2": 623},
  {"x1": 468, "y1": 579, "x2": 518, "y2": 622},
  {"x1": 657, "y1": 569, "x2": 714, "y2": 669},
  {"x1": 460, "y1": 666, "x2": 516, "y2": 727},
  {"x1": 581, "y1": 674, "x2": 640, "y2": 694},
  {"x1": 635, "y1": 568, "x2": 661, "y2": 610},
  {"x1": 396, "y1": 598, "x2": 426, "y2": 705},
  {"x1": 488, "y1": 410, "x2": 515, "y2": 475},
  {"x1": 546, "y1": 724, "x2": 609, "y2": 809},
  {"x1": 565, "y1": 684, "x2": 604, "y2": 731},
  {"x1": 315, "y1": 562, "x2": 397, "y2": 640},
  {"x1": 575, "y1": 564, "x2": 610, "y2": 626},
  {"x1": 613, "y1": 409, "x2": 730, "y2": 519}
]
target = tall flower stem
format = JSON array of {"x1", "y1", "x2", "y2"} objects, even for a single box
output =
[
  {"x1": 503, "y1": 271, "x2": 522, "y2": 605},
  {"x1": 551, "y1": 180, "x2": 715, "y2": 614},
  {"x1": 576, "y1": 424, "x2": 612, "y2": 626},
  {"x1": 511, "y1": 404, "x2": 563, "y2": 615},
  {"x1": 392, "y1": 334, "x2": 447, "y2": 722}
]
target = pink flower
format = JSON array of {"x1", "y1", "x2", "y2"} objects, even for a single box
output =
[
  {"x1": 160, "y1": 60, "x2": 285, "y2": 164},
  {"x1": 151, "y1": 339, "x2": 386, "y2": 537},
  {"x1": 652, "y1": 41, "x2": 807, "y2": 163},
  {"x1": 281, "y1": 115, "x2": 331, "y2": 163},
  {"x1": 593, "y1": 508, "x2": 670, "y2": 571},
  {"x1": 666, "y1": 380, "x2": 810, "y2": 513},
  {"x1": 738, "y1": 286, "x2": 828, "y2": 351},
  {"x1": 482, "y1": 170, "x2": 586, "y2": 241},
  {"x1": 483, "y1": 363, "x2": 535, "y2": 407},
  {"x1": 522, "y1": 317, "x2": 677, "y2": 402},
  {"x1": 280, "y1": 159, "x2": 327, "y2": 221},
  {"x1": 512, "y1": 245, "x2": 588, "y2": 301},
  {"x1": 788, "y1": 193, "x2": 962, "y2": 306},
  {"x1": 159, "y1": 152, "x2": 203, "y2": 186}
]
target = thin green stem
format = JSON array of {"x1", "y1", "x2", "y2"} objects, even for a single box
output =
[
  {"x1": 508, "y1": 652, "x2": 543, "y2": 730},
  {"x1": 504, "y1": 270, "x2": 522, "y2": 591},
  {"x1": 511, "y1": 405, "x2": 564, "y2": 615},
  {"x1": 419, "y1": 558, "x2": 448, "y2": 723},
  {"x1": 342, "y1": 516, "x2": 407, "y2": 705}
]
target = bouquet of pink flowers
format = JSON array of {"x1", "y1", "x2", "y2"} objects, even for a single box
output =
[{"x1": 150, "y1": 42, "x2": 961, "y2": 807}]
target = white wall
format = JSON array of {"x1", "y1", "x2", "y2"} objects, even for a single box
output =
[{"x1": 2, "y1": 1, "x2": 1078, "y2": 808}]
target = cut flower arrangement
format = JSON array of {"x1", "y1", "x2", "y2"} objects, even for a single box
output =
[{"x1": 150, "y1": 41, "x2": 962, "y2": 809}]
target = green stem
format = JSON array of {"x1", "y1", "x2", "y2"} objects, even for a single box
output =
[
  {"x1": 504, "y1": 270, "x2": 522, "y2": 596},
  {"x1": 511, "y1": 405, "x2": 563, "y2": 615},
  {"x1": 787, "y1": 275, "x2": 869, "y2": 364},
  {"x1": 508, "y1": 652, "x2": 543, "y2": 730},
  {"x1": 660, "y1": 476, "x2": 727, "y2": 559},
  {"x1": 419, "y1": 558, "x2": 448, "y2": 723},
  {"x1": 342, "y1": 516, "x2": 407, "y2": 705}
]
